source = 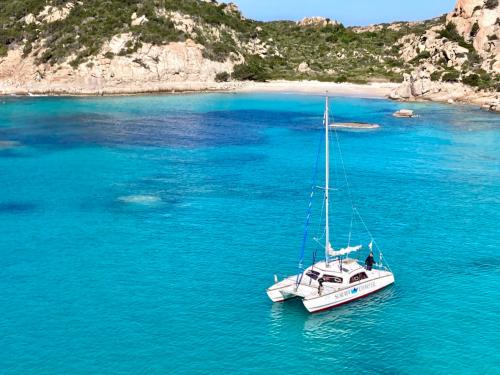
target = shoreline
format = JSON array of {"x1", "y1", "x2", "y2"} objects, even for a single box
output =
[
  {"x1": 0, "y1": 80, "x2": 497, "y2": 112},
  {"x1": 0, "y1": 80, "x2": 397, "y2": 99}
]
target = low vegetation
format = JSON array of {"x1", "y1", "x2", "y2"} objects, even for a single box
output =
[{"x1": 485, "y1": 0, "x2": 498, "y2": 10}]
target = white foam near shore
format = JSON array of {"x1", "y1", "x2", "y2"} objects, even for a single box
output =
[{"x1": 118, "y1": 195, "x2": 162, "y2": 204}]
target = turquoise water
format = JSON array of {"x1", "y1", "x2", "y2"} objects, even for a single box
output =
[{"x1": 0, "y1": 94, "x2": 499, "y2": 374}]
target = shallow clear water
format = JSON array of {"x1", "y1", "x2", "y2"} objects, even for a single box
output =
[{"x1": 0, "y1": 94, "x2": 499, "y2": 374}]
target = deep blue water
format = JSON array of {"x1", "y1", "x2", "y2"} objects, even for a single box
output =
[{"x1": 0, "y1": 93, "x2": 499, "y2": 374}]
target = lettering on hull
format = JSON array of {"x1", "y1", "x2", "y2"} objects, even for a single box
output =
[{"x1": 335, "y1": 281, "x2": 376, "y2": 300}]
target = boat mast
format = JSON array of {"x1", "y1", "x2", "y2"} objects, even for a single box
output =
[{"x1": 324, "y1": 96, "x2": 330, "y2": 266}]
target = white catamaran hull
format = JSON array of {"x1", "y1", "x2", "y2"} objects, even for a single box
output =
[
  {"x1": 266, "y1": 277, "x2": 319, "y2": 303},
  {"x1": 303, "y1": 273, "x2": 394, "y2": 313}
]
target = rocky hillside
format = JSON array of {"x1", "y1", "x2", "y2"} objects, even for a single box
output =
[
  {"x1": 0, "y1": 0, "x2": 498, "y2": 106},
  {"x1": 390, "y1": 0, "x2": 499, "y2": 109}
]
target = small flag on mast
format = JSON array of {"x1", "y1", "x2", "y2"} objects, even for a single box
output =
[{"x1": 369, "y1": 240, "x2": 373, "y2": 252}]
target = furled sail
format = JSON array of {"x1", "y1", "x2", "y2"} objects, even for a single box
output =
[{"x1": 328, "y1": 244, "x2": 362, "y2": 257}]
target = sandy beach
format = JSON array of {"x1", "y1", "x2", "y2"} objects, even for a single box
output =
[
  {"x1": 0, "y1": 80, "x2": 398, "y2": 99},
  {"x1": 236, "y1": 80, "x2": 399, "y2": 98}
]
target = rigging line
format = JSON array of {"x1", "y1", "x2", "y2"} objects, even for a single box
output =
[
  {"x1": 347, "y1": 211, "x2": 354, "y2": 247},
  {"x1": 315, "y1": 194, "x2": 326, "y2": 240},
  {"x1": 296, "y1": 130, "x2": 325, "y2": 286},
  {"x1": 331, "y1": 117, "x2": 356, "y2": 214},
  {"x1": 353, "y1": 207, "x2": 393, "y2": 272}
]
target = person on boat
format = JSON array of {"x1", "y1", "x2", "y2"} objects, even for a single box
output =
[
  {"x1": 317, "y1": 277, "x2": 324, "y2": 295},
  {"x1": 365, "y1": 251, "x2": 375, "y2": 271}
]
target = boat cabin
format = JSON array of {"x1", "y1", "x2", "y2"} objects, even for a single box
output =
[{"x1": 302, "y1": 259, "x2": 370, "y2": 287}]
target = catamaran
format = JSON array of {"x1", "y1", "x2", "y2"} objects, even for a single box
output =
[{"x1": 266, "y1": 97, "x2": 395, "y2": 313}]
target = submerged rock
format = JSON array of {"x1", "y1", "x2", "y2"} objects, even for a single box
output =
[
  {"x1": 118, "y1": 195, "x2": 162, "y2": 205},
  {"x1": 0, "y1": 141, "x2": 22, "y2": 149},
  {"x1": 331, "y1": 122, "x2": 380, "y2": 129}
]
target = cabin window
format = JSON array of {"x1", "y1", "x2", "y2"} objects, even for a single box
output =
[
  {"x1": 306, "y1": 270, "x2": 320, "y2": 280},
  {"x1": 349, "y1": 272, "x2": 368, "y2": 283},
  {"x1": 323, "y1": 274, "x2": 343, "y2": 283}
]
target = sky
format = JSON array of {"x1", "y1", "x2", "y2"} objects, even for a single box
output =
[{"x1": 232, "y1": 0, "x2": 456, "y2": 26}]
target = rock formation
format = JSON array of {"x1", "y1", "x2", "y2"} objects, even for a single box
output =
[
  {"x1": 0, "y1": 36, "x2": 238, "y2": 95},
  {"x1": 297, "y1": 17, "x2": 339, "y2": 27},
  {"x1": 447, "y1": 0, "x2": 500, "y2": 72},
  {"x1": 390, "y1": 65, "x2": 499, "y2": 111},
  {"x1": 398, "y1": 26, "x2": 470, "y2": 69},
  {"x1": 391, "y1": 0, "x2": 499, "y2": 111}
]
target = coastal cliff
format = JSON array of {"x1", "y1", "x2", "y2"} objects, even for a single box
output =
[
  {"x1": 0, "y1": 0, "x2": 498, "y2": 110},
  {"x1": 0, "y1": 1, "x2": 250, "y2": 94}
]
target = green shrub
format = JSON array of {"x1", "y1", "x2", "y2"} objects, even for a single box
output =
[
  {"x1": 202, "y1": 42, "x2": 234, "y2": 62},
  {"x1": 439, "y1": 23, "x2": 473, "y2": 51},
  {"x1": 485, "y1": 0, "x2": 498, "y2": 9},
  {"x1": 411, "y1": 50, "x2": 431, "y2": 63},
  {"x1": 333, "y1": 74, "x2": 348, "y2": 83},
  {"x1": 431, "y1": 71, "x2": 442, "y2": 81},
  {"x1": 462, "y1": 74, "x2": 480, "y2": 86},
  {"x1": 22, "y1": 42, "x2": 33, "y2": 56},
  {"x1": 215, "y1": 72, "x2": 230, "y2": 82},
  {"x1": 439, "y1": 23, "x2": 461, "y2": 40},
  {"x1": 442, "y1": 70, "x2": 460, "y2": 82},
  {"x1": 137, "y1": 17, "x2": 183, "y2": 45},
  {"x1": 0, "y1": 44, "x2": 8, "y2": 57},
  {"x1": 468, "y1": 50, "x2": 482, "y2": 65},
  {"x1": 232, "y1": 55, "x2": 270, "y2": 81}
]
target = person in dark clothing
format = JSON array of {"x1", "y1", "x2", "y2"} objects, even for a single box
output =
[
  {"x1": 365, "y1": 251, "x2": 376, "y2": 271},
  {"x1": 317, "y1": 277, "x2": 324, "y2": 295}
]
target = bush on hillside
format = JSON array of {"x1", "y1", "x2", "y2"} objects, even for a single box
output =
[
  {"x1": 202, "y1": 41, "x2": 234, "y2": 62},
  {"x1": 430, "y1": 71, "x2": 442, "y2": 81},
  {"x1": 462, "y1": 73, "x2": 480, "y2": 86},
  {"x1": 442, "y1": 69, "x2": 460, "y2": 82},
  {"x1": 411, "y1": 50, "x2": 431, "y2": 63},
  {"x1": 439, "y1": 23, "x2": 473, "y2": 51},
  {"x1": 232, "y1": 55, "x2": 270, "y2": 81},
  {"x1": 215, "y1": 72, "x2": 230, "y2": 82},
  {"x1": 485, "y1": 0, "x2": 498, "y2": 10}
]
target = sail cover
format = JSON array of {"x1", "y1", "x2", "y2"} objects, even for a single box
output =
[{"x1": 328, "y1": 244, "x2": 362, "y2": 257}]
